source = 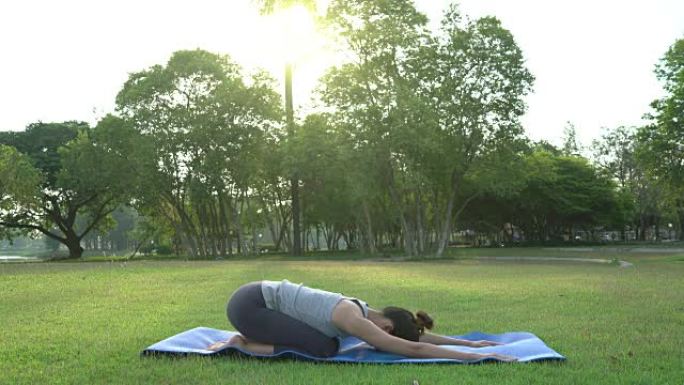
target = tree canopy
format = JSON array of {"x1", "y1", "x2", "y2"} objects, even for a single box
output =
[{"x1": 0, "y1": 119, "x2": 146, "y2": 257}]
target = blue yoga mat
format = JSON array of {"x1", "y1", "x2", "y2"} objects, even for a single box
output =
[{"x1": 142, "y1": 327, "x2": 565, "y2": 363}]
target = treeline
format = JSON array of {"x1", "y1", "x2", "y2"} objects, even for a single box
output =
[{"x1": 1, "y1": 1, "x2": 682, "y2": 258}]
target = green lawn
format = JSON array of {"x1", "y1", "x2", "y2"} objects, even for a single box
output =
[{"x1": 1, "y1": 256, "x2": 683, "y2": 384}]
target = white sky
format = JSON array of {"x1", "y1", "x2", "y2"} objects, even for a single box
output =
[{"x1": 0, "y1": 0, "x2": 682, "y2": 147}]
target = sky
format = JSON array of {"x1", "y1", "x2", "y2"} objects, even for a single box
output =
[{"x1": 0, "y1": 0, "x2": 682, "y2": 148}]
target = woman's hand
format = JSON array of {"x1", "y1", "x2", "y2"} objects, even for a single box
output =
[
  {"x1": 468, "y1": 340, "x2": 503, "y2": 348},
  {"x1": 479, "y1": 353, "x2": 518, "y2": 362},
  {"x1": 417, "y1": 333, "x2": 504, "y2": 348}
]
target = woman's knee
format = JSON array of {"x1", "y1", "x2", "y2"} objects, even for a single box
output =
[{"x1": 226, "y1": 281, "x2": 263, "y2": 331}]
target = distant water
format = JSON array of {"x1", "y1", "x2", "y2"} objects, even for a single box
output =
[{"x1": 0, "y1": 255, "x2": 39, "y2": 262}]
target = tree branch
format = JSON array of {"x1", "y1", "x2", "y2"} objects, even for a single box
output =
[
  {"x1": 455, "y1": 191, "x2": 483, "y2": 220},
  {"x1": 0, "y1": 221, "x2": 66, "y2": 242},
  {"x1": 77, "y1": 197, "x2": 116, "y2": 240},
  {"x1": 45, "y1": 196, "x2": 70, "y2": 234}
]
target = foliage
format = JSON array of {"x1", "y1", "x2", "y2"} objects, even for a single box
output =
[
  {"x1": 593, "y1": 126, "x2": 667, "y2": 240},
  {"x1": 462, "y1": 145, "x2": 622, "y2": 242},
  {"x1": 561, "y1": 121, "x2": 581, "y2": 156},
  {"x1": 256, "y1": 0, "x2": 317, "y2": 14},
  {"x1": 0, "y1": 120, "x2": 144, "y2": 258},
  {"x1": 0, "y1": 121, "x2": 86, "y2": 184},
  {"x1": 81, "y1": 206, "x2": 140, "y2": 252},
  {"x1": 0, "y1": 145, "x2": 43, "y2": 240},
  {"x1": 6, "y1": 6, "x2": 682, "y2": 256},
  {"x1": 116, "y1": 49, "x2": 282, "y2": 258},
  {"x1": 289, "y1": 114, "x2": 357, "y2": 250},
  {"x1": 637, "y1": 38, "x2": 684, "y2": 239},
  {"x1": 320, "y1": 1, "x2": 533, "y2": 256}
]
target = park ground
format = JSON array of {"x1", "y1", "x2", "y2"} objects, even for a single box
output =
[{"x1": 1, "y1": 248, "x2": 683, "y2": 385}]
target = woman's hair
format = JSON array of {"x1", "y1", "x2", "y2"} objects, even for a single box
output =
[{"x1": 382, "y1": 307, "x2": 434, "y2": 341}]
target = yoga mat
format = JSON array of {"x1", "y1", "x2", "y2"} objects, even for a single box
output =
[{"x1": 142, "y1": 327, "x2": 565, "y2": 363}]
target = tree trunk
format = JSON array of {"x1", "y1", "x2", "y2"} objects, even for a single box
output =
[
  {"x1": 234, "y1": 200, "x2": 248, "y2": 256},
  {"x1": 171, "y1": 198, "x2": 200, "y2": 257},
  {"x1": 217, "y1": 194, "x2": 229, "y2": 257},
  {"x1": 64, "y1": 232, "x2": 84, "y2": 259},
  {"x1": 679, "y1": 213, "x2": 684, "y2": 241},
  {"x1": 639, "y1": 215, "x2": 646, "y2": 241},
  {"x1": 387, "y1": 178, "x2": 416, "y2": 256},
  {"x1": 415, "y1": 192, "x2": 425, "y2": 254},
  {"x1": 323, "y1": 224, "x2": 333, "y2": 250},
  {"x1": 285, "y1": 63, "x2": 301, "y2": 256},
  {"x1": 362, "y1": 201, "x2": 377, "y2": 255},
  {"x1": 436, "y1": 178, "x2": 458, "y2": 257}
]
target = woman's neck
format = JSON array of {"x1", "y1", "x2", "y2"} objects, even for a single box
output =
[{"x1": 366, "y1": 308, "x2": 383, "y2": 322}]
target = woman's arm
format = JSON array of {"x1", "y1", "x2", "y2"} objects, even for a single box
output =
[
  {"x1": 347, "y1": 318, "x2": 513, "y2": 361},
  {"x1": 419, "y1": 332, "x2": 502, "y2": 347},
  {"x1": 333, "y1": 303, "x2": 514, "y2": 362}
]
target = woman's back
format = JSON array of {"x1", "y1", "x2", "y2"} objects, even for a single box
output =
[{"x1": 261, "y1": 279, "x2": 368, "y2": 338}]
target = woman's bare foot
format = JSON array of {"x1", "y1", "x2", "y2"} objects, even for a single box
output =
[
  {"x1": 228, "y1": 334, "x2": 247, "y2": 349},
  {"x1": 232, "y1": 335, "x2": 275, "y2": 355},
  {"x1": 206, "y1": 340, "x2": 231, "y2": 351},
  {"x1": 206, "y1": 334, "x2": 247, "y2": 351},
  {"x1": 206, "y1": 334, "x2": 275, "y2": 355}
]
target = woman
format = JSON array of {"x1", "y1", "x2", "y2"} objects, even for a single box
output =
[{"x1": 208, "y1": 280, "x2": 516, "y2": 362}]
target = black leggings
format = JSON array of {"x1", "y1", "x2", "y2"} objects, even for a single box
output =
[{"x1": 226, "y1": 281, "x2": 339, "y2": 358}]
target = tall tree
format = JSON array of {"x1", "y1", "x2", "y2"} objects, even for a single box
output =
[
  {"x1": 592, "y1": 126, "x2": 661, "y2": 240},
  {"x1": 290, "y1": 113, "x2": 361, "y2": 251},
  {"x1": 321, "y1": 1, "x2": 533, "y2": 256},
  {"x1": 254, "y1": 0, "x2": 321, "y2": 255},
  {"x1": 638, "y1": 38, "x2": 684, "y2": 239},
  {"x1": 321, "y1": 0, "x2": 431, "y2": 255},
  {"x1": 428, "y1": 7, "x2": 534, "y2": 255},
  {"x1": 116, "y1": 49, "x2": 281, "y2": 257},
  {"x1": 592, "y1": 126, "x2": 639, "y2": 189}
]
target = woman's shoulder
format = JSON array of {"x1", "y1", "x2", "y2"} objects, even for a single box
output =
[{"x1": 332, "y1": 299, "x2": 365, "y2": 321}]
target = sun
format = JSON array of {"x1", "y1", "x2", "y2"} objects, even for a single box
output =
[
  {"x1": 238, "y1": 3, "x2": 340, "y2": 106},
  {"x1": 265, "y1": 4, "x2": 319, "y2": 63},
  {"x1": 202, "y1": 1, "x2": 339, "y2": 107}
]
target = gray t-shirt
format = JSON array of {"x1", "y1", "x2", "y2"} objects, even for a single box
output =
[{"x1": 261, "y1": 279, "x2": 369, "y2": 338}]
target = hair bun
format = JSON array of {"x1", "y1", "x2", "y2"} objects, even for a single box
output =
[{"x1": 415, "y1": 310, "x2": 434, "y2": 331}]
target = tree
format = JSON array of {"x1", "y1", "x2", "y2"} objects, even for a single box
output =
[
  {"x1": 592, "y1": 126, "x2": 639, "y2": 189},
  {"x1": 321, "y1": 0, "x2": 432, "y2": 255},
  {"x1": 321, "y1": 1, "x2": 533, "y2": 256},
  {"x1": 592, "y1": 126, "x2": 661, "y2": 240},
  {"x1": 116, "y1": 49, "x2": 282, "y2": 257},
  {"x1": 254, "y1": 0, "x2": 322, "y2": 256},
  {"x1": 0, "y1": 119, "x2": 147, "y2": 258},
  {"x1": 561, "y1": 121, "x2": 581, "y2": 156},
  {"x1": 81, "y1": 206, "x2": 138, "y2": 251},
  {"x1": 508, "y1": 147, "x2": 620, "y2": 242},
  {"x1": 290, "y1": 114, "x2": 360, "y2": 251},
  {"x1": 428, "y1": 7, "x2": 534, "y2": 255},
  {"x1": 638, "y1": 38, "x2": 684, "y2": 239}
]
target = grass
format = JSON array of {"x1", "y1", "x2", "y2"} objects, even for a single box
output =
[{"x1": 1, "y1": 255, "x2": 683, "y2": 384}]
